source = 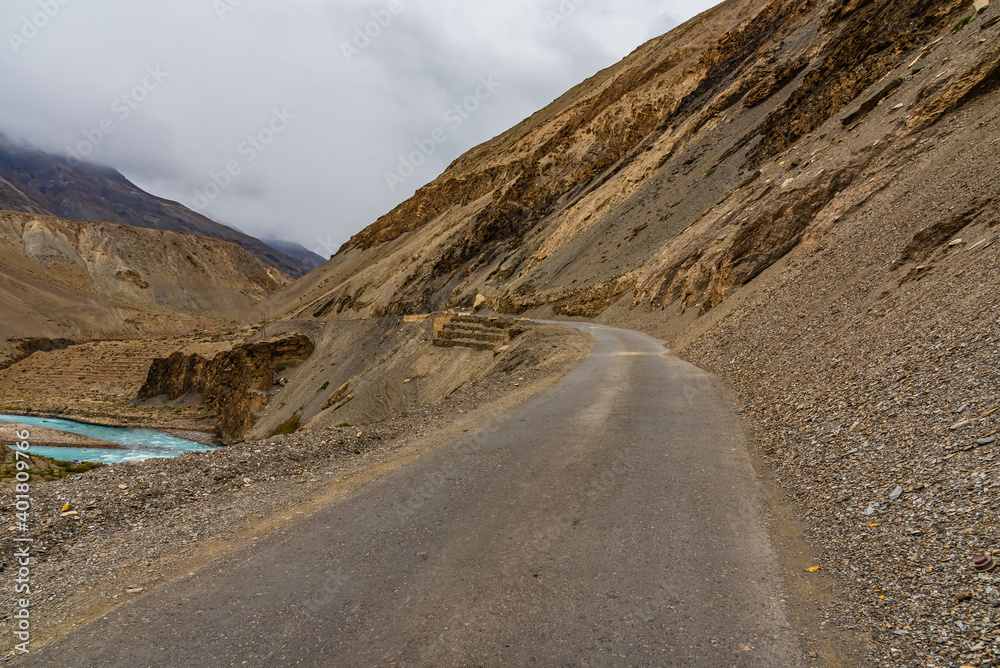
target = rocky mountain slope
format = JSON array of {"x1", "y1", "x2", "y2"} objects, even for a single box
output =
[
  {"x1": 261, "y1": 238, "x2": 327, "y2": 271},
  {"x1": 252, "y1": 0, "x2": 1000, "y2": 664},
  {"x1": 263, "y1": 0, "x2": 994, "y2": 322},
  {"x1": 0, "y1": 209, "x2": 290, "y2": 354},
  {"x1": 0, "y1": 139, "x2": 314, "y2": 277}
]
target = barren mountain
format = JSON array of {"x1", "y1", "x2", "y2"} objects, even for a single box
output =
[
  {"x1": 263, "y1": 0, "x2": 994, "y2": 323},
  {"x1": 247, "y1": 0, "x2": 1000, "y2": 664},
  {"x1": 261, "y1": 238, "x2": 327, "y2": 271},
  {"x1": 1, "y1": 0, "x2": 998, "y2": 662},
  {"x1": 0, "y1": 209, "x2": 290, "y2": 354},
  {"x1": 0, "y1": 140, "x2": 314, "y2": 278}
]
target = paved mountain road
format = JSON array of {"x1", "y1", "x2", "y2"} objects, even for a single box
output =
[{"x1": 24, "y1": 323, "x2": 805, "y2": 666}]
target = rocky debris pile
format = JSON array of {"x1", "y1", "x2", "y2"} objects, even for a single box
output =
[
  {"x1": 684, "y1": 214, "x2": 1000, "y2": 665},
  {"x1": 753, "y1": 390, "x2": 1000, "y2": 667},
  {"x1": 6, "y1": 421, "x2": 396, "y2": 563}
]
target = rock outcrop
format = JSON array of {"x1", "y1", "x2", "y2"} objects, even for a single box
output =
[
  {"x1": 260, "y1": 0, "x2": 988, "y2": 324},
  {"x1": 0, "y1": 337, "x2": 74, "y2": 370},
  {"x1": 138, "y1": 336, "x2": 315, "y2": 442}
]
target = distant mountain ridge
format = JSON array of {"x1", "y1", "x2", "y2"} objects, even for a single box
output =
[
  {"x1": 0, "y1": 139, "x2": 314, "y2": 278},
  {"x1": 262, "y1": 238, "x2": 327, "y2": 270},
  {"x1": 0, "y1": 209, "x2": 292, "y2": 355}
]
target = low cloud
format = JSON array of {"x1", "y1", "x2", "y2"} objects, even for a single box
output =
[{"x1": 0, "y1": 0, "x2": 718, "y2": 256}]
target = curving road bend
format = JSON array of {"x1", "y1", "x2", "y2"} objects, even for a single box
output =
[{"x1": 23, "y1": 323, "x2": 805, "y2": 667}]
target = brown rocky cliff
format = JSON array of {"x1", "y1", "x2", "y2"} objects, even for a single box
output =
[
  {"x1": 138, "y1": 336, "x2": 315, "y2": 443},
  {"x1": 0, "y1": 338, "x2": 75, "y2": 370},
  {"x1": 261, "y1": 0, "x2": 982, "y2": 323}
]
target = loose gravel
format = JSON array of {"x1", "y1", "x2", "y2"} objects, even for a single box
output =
[
  {"x1": 684, "y1": 225, "x2": 1000, "y2": 666},
  {"x1": 0, "y1": 325, "x2": 592, "y2": 661}
]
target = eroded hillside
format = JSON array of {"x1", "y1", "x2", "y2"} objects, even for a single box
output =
[
  {"x1": 0, "y1": 140, "x2": 314, "y2": 277},
  {"x1": 251, "y1": 0, "x2": 1000, "y2": 664},
  {"x1": 0, "y1": 210, "x2": 291, "y2": 354},
  {"x1": 261, "y1": 0, "x2": 993, "y2": 324}
]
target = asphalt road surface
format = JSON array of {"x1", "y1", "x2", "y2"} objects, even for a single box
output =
[{"x1": 24, "y1": 323, "x2": 804, "y2": 667}]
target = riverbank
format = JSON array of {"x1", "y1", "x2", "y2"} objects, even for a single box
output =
[
  {"x1": 0, "y1": 404, "x2": 217, "y2": 437},
  {"x1": 0, "y1": 422, "x2": 122, "y2": 450},
  {"x1": 0, "y1": 332, "x2": 248, "y2": 449},
  {"x1": 0, "y1": 323, "x2": 593, "y2": 660}
]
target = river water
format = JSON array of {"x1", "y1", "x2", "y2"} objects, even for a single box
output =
[{"x1": 0, "y1": 414, "x2": 216, "y2": 463}]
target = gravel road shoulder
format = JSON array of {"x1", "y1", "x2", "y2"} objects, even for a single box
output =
[{"x1": 0, "y1": 324, "x2": 593, "y2": 661}]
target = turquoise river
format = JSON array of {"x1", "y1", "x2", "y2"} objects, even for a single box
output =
[{"x1": 0, "y1": 415, "x2": 216, "y2": 463}]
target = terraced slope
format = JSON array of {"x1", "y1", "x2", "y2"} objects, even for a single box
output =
[
  {"x1": 432, "y1": 315, "x2": 523, "y2": 352},
  {"x1": 0, "y1": 339, "x2": 190, "y2": 404},
  {"x1": 0, "y1": 331, "x2": 261, "y2": 431}
]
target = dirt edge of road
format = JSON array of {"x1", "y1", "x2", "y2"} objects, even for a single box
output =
[
  {"x1": 1, "y1": 326, "x2": 595, "y2": 662},
  {"x1": 727, "y1": 379, "x2": 871, "y2": 668}
]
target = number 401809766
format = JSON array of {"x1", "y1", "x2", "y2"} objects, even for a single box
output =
[{"x1": 13, "y1": 429, "x2": 32, "y2": 526}]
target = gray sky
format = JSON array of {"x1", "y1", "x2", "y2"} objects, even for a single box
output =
[{"x1": 1, "y1": 0, "x2": 718, "y2": 257}]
